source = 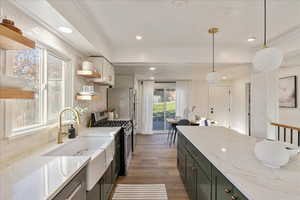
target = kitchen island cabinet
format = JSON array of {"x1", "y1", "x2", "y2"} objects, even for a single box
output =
[{"x1": 177, "y1": 127, "x2": 249, "y2": 200}]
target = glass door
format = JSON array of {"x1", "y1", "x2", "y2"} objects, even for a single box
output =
[{"x1": 153, "y1": 87, "x2": 176, "y2": 132}]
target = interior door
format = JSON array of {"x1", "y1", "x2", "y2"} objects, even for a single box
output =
[{"x1": 208, "y1": 86, "x2": 231, "y2": 127}]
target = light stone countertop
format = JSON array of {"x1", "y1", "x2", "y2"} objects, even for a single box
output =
[
  {"x1": 0, "y1": 127, "x2": 121, "y2": 200},
  {"x1": 177, "y1": 126, "x2": 300, "y2": 200},
  {"x1": 80, "y1": 127, "x2": 121, "y2": 137}
]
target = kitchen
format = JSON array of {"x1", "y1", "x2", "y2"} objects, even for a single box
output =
[{"x1": 1, "y1": 0, "x2": 300, "y2": 200}]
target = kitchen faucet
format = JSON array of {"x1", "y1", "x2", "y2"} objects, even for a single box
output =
[{"x1": 58, "y1": 107, "x2": 80, "y2": 144}]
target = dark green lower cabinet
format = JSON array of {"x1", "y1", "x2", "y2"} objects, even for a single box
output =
[
  {"x1": 195, "y1": 162, "x2": 211, "y2": 200},
  {"x1": 177, "y1": 132, "x2": 248, "y2": 200},
  {"x1": 186, "y1": 152, "x2": 197, "y2": 200}
]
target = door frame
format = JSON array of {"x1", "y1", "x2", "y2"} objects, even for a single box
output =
[{"x1": 245, "y1": 82, "x2": 251, "y2": 136}]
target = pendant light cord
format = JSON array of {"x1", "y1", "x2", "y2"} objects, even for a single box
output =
[
  {"x1": 212, "y1": 32, "x2": 215, "y2": 72},
  {"x1": 264, "y1": 0, "x2": 267, "y2": 47}
]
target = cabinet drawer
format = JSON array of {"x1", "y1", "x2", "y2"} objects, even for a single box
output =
[
  {"x1": 213, "y1": 167, "x2": 234, "y2": 200},
  {"x1": 53, "y1": 167, "x2": 87, "y2": 200},
  {"x1": 232, "y1": 187, "x2": 248, "y2": 200}
]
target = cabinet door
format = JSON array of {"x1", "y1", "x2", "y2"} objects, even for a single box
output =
[
  {"x1": 53, "y1": 168, "x2": 86, "y2": 200},
  {"x1": 232, "y1": 188, "x2": 248, "y2": 200},
  {"x1": 87, "y1": 183, "x2": 100, "y2": 200},
  {"x1": 186, "y1": 152, "x2": 197, "y2": 200},
  {"x1": 114, "y1": 132, "x2": 121, "y2": 175},
  {"x1": 99, "y1": 178, "x2": 106, "y2": 200},
  {"x1": 177, "y1": 146, "x2": 186, "y2": 183},
  {"x1": 195, "y1": 162, "x2": 211, "y2": 200},
  {"x1": 215, "y1": 170, "x2": 233, "y2": 200}
]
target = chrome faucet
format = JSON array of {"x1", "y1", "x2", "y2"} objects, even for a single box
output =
[{"x1": 58, "y1": 107, "x2": 80, "y2": 144}]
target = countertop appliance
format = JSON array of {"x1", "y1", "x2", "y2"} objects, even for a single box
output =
[
  {"x1": 107, "y1": 88, "x2": 136, "y2": 152},
  {"x1": 90, "y1": 111, "x2": 132, "y2": 176}
]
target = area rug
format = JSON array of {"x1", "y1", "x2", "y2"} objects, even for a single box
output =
[{"x1": 112, "y1": 184, "x2": 168, "y2": 200}]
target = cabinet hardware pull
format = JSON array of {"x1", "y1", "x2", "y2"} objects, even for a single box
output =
[
  {"x1": 231, "y1": 195, "x2": 238, "y2": 200},
  {"x1": 224, "y1": 188, "x2": 231, "y2": 193},
  {"x1": 66, "y1": 183, "x2": 82, "y2": 200}
]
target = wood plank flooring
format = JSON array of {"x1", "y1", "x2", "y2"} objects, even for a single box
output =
[{"x1": 116, "y1": 133, "x2": 189, "y2": 200}]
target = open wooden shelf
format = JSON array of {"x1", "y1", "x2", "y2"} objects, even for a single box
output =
[
  {"x1": 0, "y1": 25, "x2": 35, "y2": 50},
  {"x1": 76, "y1": 94, "x2": 100, "y2": 101},
  {"x1": 77, "y1": 70, "x2": 101, "y2": 78},
  {"x1": 0, "y1": 88, "x2": 35, "y2": 99},
  {"x1": 92, "y1": 79, "x2": 111, "y2": 86}
]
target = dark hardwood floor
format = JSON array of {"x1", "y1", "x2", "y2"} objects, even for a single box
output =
[{"x1": 116, "y1": 133, "x2": 189, "y2": 200}]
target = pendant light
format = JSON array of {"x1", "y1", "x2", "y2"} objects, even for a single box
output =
[
  {"x1": 252, "y1": 0, "x2": 283, "y2": 72},
  {"x1": 206, "y1": 27, "x2": 220, "y2": 84}
]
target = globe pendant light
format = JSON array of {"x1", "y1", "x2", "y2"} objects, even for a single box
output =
[
  {"x1": 206, "y1": 27, "x2": 220, "y2": 84},
  {"x1": 252, "y1": 0, "x2": 283, "y2": 72}
]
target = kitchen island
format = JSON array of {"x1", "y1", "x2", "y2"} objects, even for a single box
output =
[{"x1": 177, "y1": 126, "x2": 300, "y2": 200}]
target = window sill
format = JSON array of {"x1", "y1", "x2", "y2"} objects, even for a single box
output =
[
  {"x1": 6, "y1": 123, "x2": 58, "y2": 141},
  {"x1": 5, "y1": 120, "x2": 76, "y2": 141}
]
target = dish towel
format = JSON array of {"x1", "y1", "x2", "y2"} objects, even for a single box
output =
[{"x1": 112, "y1": 184, "x2": 168, "y2": 200}]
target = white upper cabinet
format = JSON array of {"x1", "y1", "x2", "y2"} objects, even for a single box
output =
[{"x1": 88, "y1": 57, "x2": 115, "y2": 86}]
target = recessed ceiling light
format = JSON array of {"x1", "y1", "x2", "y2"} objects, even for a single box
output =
[
  {"x1": 172, "y1": 0, "x2": 187, "y2": 7},
  {"x1": 136, "y1": 35, "x2": 143, "y2": 40},
  {"x1": 58, "y1": 26, "x2": 73, "y2": 34},
  {"x1": 149, "y1": 67, "x2": 156, "y2": 71},
  {"x1": 247, "y1": 37, "x2": 256, "y2": 42},
  {"x1": 149, "y1": 76, "x2": 155, "y2": 80},
  {"x1": 221, "y1": 76, "x2": 228, "y2": 80}
]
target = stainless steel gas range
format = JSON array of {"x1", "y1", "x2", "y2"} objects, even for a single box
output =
[{"x1": 90, "y1": 111, "x2": 132, "y2": 176}]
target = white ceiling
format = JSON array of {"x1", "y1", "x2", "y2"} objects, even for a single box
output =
[
  {"x1": 78, "y1": 0, "x2": 300, "y2": 48},
  {"x1": 11, "y1": 0, "x2": 300, "y2": 80}
]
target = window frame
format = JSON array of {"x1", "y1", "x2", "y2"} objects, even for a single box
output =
[{"x1": 3, "y1": 43, "x2": 72, "y2": 138}]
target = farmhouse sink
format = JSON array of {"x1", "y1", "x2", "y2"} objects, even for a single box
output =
[{"x1": 43, "y1": 137, "x2": 115, "y2": 191}]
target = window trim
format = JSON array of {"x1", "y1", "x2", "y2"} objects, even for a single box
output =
[{"x1": 3, "y1": 43, "x2": 72, "y2": 138}]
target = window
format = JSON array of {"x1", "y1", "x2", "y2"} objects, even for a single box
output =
[
  {"x1": 4, "y1": 47, "x2": 69, "y2": 137},
  {"x1": 47, "y1": 53, "x2": 65, "y2": 122},
  {"x1": 5, "y1": 49, "x2": 42, "y2": 131}
]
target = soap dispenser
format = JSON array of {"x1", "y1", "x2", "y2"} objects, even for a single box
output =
[{"x1": 68, "y1": 124, "x2": 76, "y2": 139}]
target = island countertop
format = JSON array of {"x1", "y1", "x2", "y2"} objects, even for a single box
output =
[{"x1": 177, "y1": 126, "x2": 300, "y2": 200}]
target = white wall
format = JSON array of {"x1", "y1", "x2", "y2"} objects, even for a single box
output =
[
  {"x1": 190, "y1": 80, "x2": 209, "y2": 118},
  {"x1": 279, "y1": 66, "x2": 300, "y2": 126},
  {"x1": 114, "y1": 74, "x2": 134, "y2": 88},
  {"x1": 0, "y1": 2, "x2": 106, "y2": 163},
  {"x1": 229, "y1": 66, "x2": 300, "y2": 136}
]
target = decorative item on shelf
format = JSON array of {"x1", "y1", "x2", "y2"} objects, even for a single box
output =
[
  {"x1": 252, "y1": 0, "x2": 283, "y2": 72},
  {"x1": 206, "y1": 27, "x2": 220, "y2": 84},
  {"x1": 82, "y1": 61, "x2": 95, "y2": 71},
  {"x1": 0, "y1": 21, "x2": 35, "y2": 49},
  {"x1": 0, "y1": 18, "x2": 22, "y2": 34},
  {"x1": 79, "y1": 85, "x2": 95, "y2": 95}
]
